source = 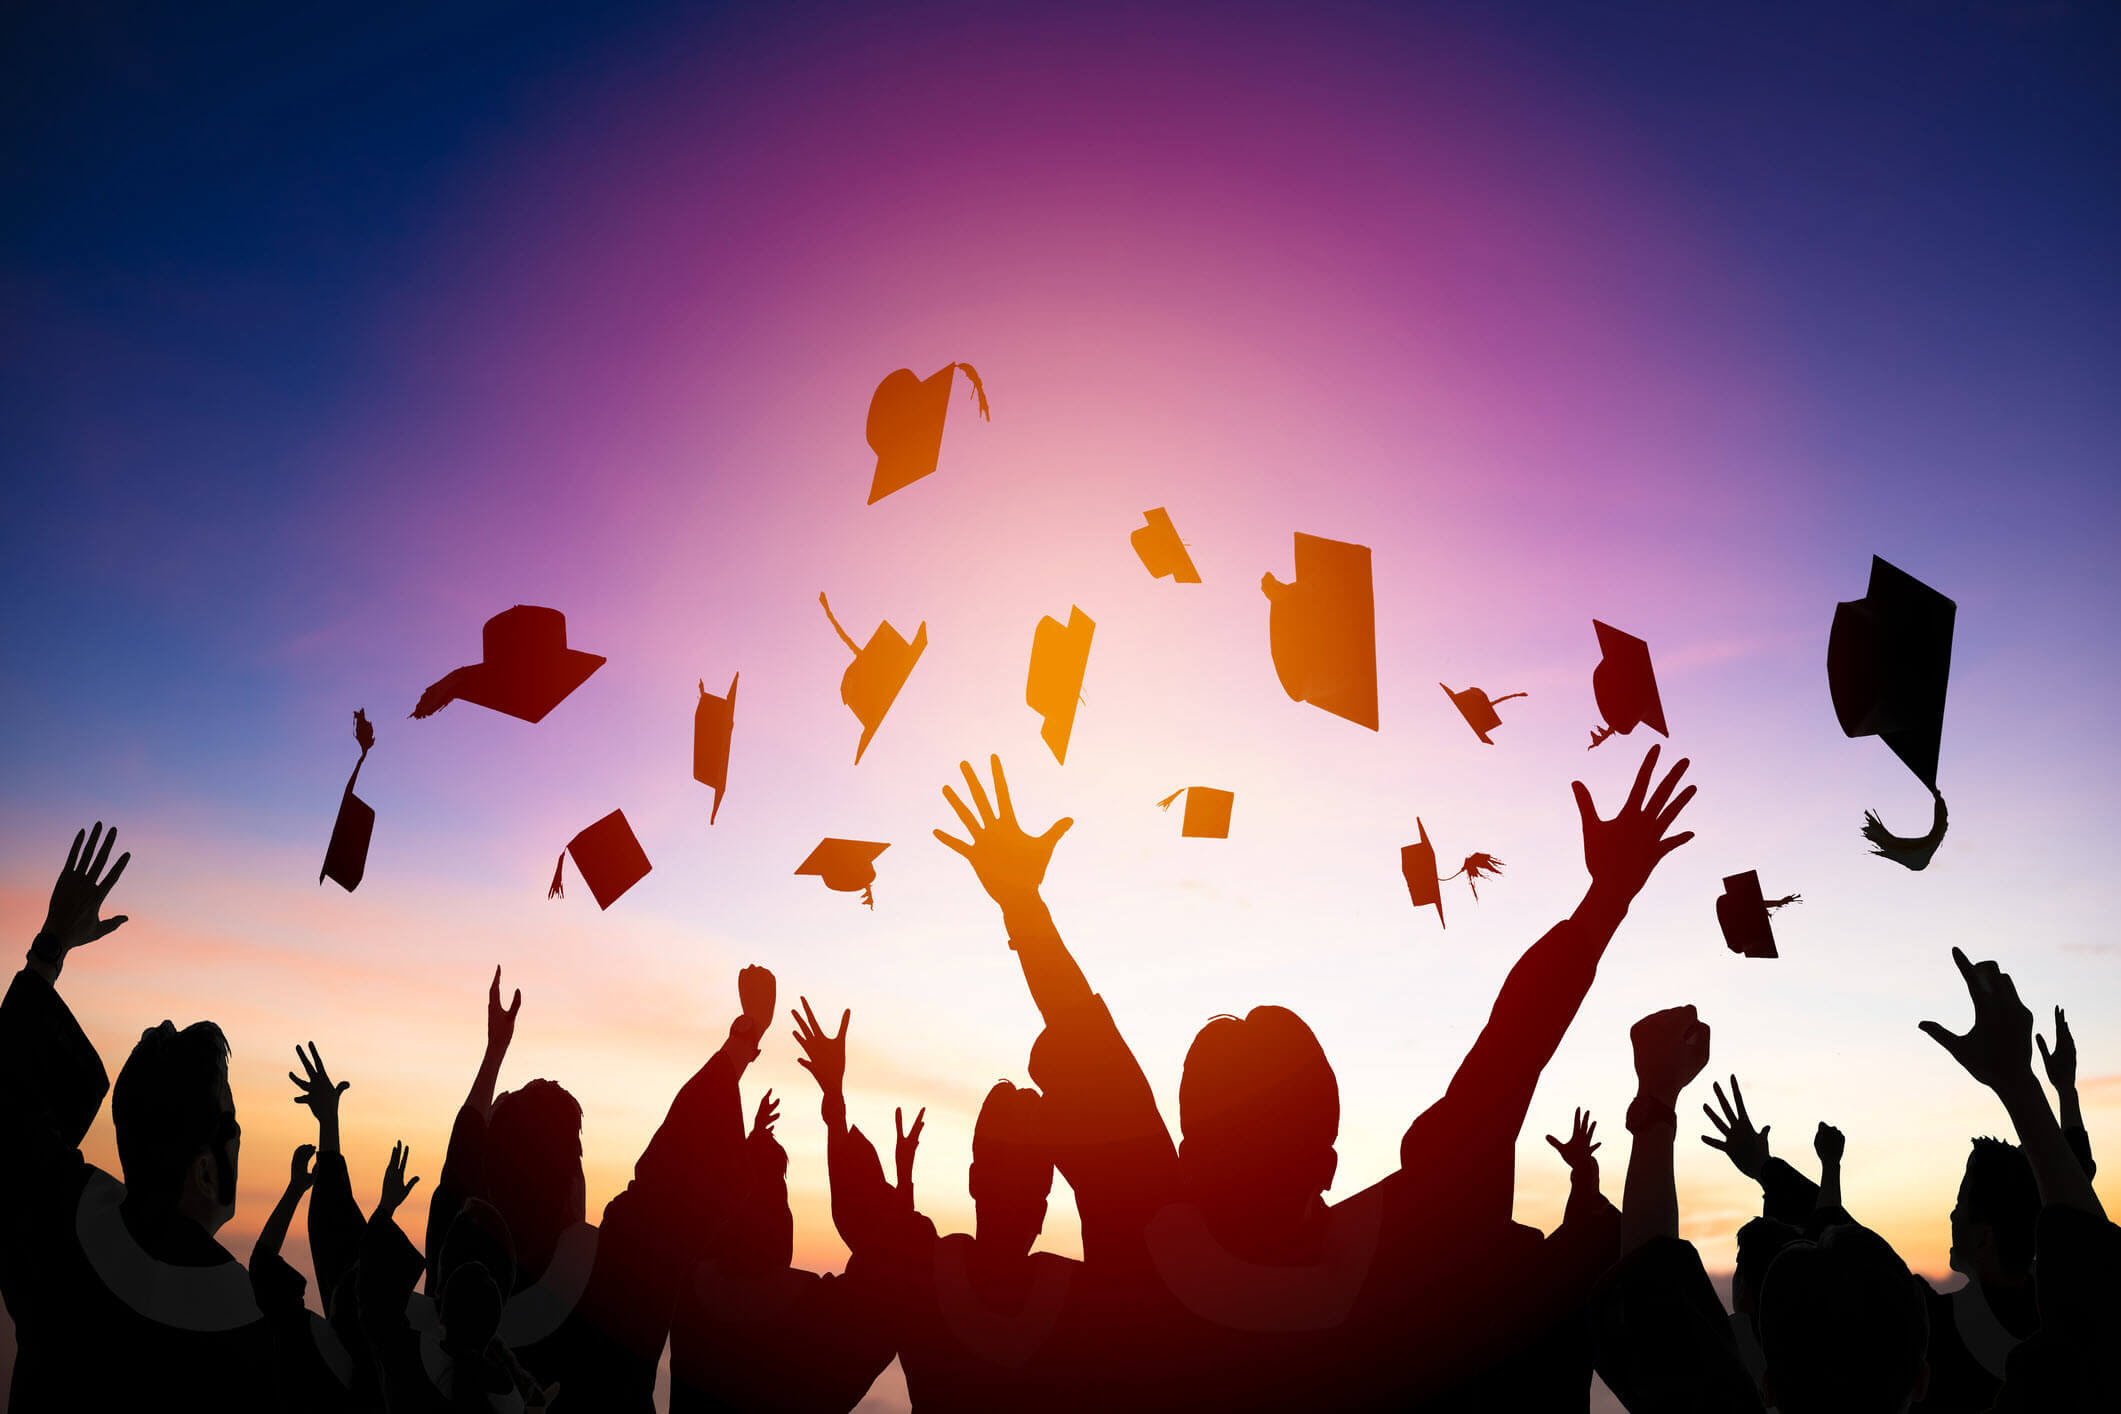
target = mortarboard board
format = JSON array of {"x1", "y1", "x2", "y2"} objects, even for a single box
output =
[
  {"x1": 866, "y1": 362, "x2": 989, "y2": 504},
  {"x1": 548, "y1": 810, "x2": 651, "y2": 910},
  {"x1": 821, "y1": 593, "x2": 927, "y2": 764},
  {"x1": 797, "y1": 838, "x2": 889, "y2": 908},
  {"x1": 694, "y1": 673, "x2": 737, "y2": 824},
  {"x1": 1828, "y1": 556, "x2": 1954, "y2": 869},
  {"x1": 1441, "y1": 685, "x2": 1527, "y2": 746},
  {"x1": 320, "y1": 710, "x2": 376, "y2": 892},
  {"x1": 1131, "y1": 508, "x2": 1200, "y2": 584},
  {"x1": 1262, "y1": 533, "x2": 1378, "y2": 731},
  {"x1": 1716, "y1": 871, "x2": 1799, "y2": 959},
  {"x1": 1027, "y1": 607, "x2": 1095, "y2": 765},
  {"x1": 1588, "y1": 621, "x2": 1666, "y2": 750},
  {"x1": 1402, "y1": 819, "x2": 1445, "y2": 928},
  {"x1": 411, "y1": 606, "x2": 605, "y2": 724},
  {"x1": 1157, "y1": 787, "x2": 1233, "y2": 839}
]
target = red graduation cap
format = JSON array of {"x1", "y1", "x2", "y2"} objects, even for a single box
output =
[
  {"x1": 1588, "y1": 620, "x2": 1667, "y2": 750},
  {"x1": 1027, "y1": 607, "x2": 1095, "y2": 765},
  {"x1": 865, "y1": 362, "x2": 989, "y2": 504},
  {"x1": 1716, "y1": 871, "x2": 1799, "y2": 959},
  {"x1": 549, "y1": 810, "x2": 651, "y2": 910},
  {"x1": 1262, "y1": 533, "x2": 1378, "y2": 731},
  {"x1": 320, "y1": 710, "x2": 375, "y2": 892},
  {"x1": 1441, "y1": 685, "x2": 1526, "y2": 746},
  {"x1": 822, "y1": 593, "x2": 927, "y2": 765},
  {"x1": 411, "y1": 606, "x2": 605, "y2": 724},
  {"x1": 1402, "y1": 819, "x2": 1445, "y2": 928},
  {"x1": 694, "y1": 673, "x2": 737, "y2": 825}
]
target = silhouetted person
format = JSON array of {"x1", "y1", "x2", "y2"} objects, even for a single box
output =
[
  {"x1": 0, "y1": 824, "x2": 286, "y2": 1411},
  {"x1": 668, "y1": 972, "x2": 895, "y2": 1412},
  {"x1": 1728, "y1": 1216, "x2": 1803, "y2": 1390},
  {"x1": 930, "y1": 746, "x2": 1697, "y2": 1408},
  {"x1": 249, "y1": 1142, "x2": 360, "y2": 1411},
  {"x1": 289, "y1": 1040, "x2": 379, "y2": 1409},
  {"x1": 792, "y1": 999, "x2": 1090, "y2": 1411}
]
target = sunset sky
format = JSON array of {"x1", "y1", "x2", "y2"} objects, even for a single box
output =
[{"x1": 4, "y1": 2, "x2": 2118, "y2": 1408}]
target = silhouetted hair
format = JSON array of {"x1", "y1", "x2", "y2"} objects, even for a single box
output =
[
  {"x1": 724, "y1": 1125, "x2": 793, "y2": 1275},
  {"x1": 485, "y1": 1079, "x2": 584, "y2": 1278},
  {"x1": 1180, "y1": 1007, "x2": 1339, "y2": 1155},
  {"x1": 1760, "y1": 1224, "x2": 1928, "y2": 1414},
  {"x1": 1960, "y1": 1136, "x2": 2038, "y2": 1274},
  {"x1": 1734, "y1": 1216, "x2": 1802, "y2": 1313},
  {"x1": 111, "y1": 1020, "x2": 232, "y2": 1208},
  {"x1": 973, "y1": 1081, "x2": 1055, "y2": 1194},
  {"x1": 441, "y1": 1198, "x2": 518, "y2": 1298}
]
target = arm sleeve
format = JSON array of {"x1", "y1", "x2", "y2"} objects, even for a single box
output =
[
  {"x1": 1590, "y1": 1237, "x2": 1769, "y2": 1414},
  {"x1": 2063, "y1": 1123, "x2": 2095, "y2": 1182},
  {"x1": 1993, "y1": 1207, "x2": 2121, "y2": 1412},
  {"x1": 0, "y1": 969, "x2": 107, "y2": 1233},
  {"x1": 1758, "y1": 1157, "x2": 1821, "y2": 1226},
  {"x1": 306, "y1": 1150, "x2": 366, "y2": 1302},
  {"x1": 422, "y1": 1100, "x2": 487, "y2": 1293}
]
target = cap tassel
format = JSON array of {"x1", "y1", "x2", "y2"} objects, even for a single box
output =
[
  {"x1": 1860, "y1": 789, "x2": 1949, "y2": 871},
  {"x1": 1764, "y1": 893, "x2": 1802, "y2": 911},
  {"x1": 819, "y1": 593, "x2": 861, "y2": 656},
  {"x1": 1157, "y1": 790, "x2": 1184, "y2": 811},
  {"x1": 954, "y1": 362, "x2": 990, "y2": 420},
  {"x1": 861, "y1": 885, "x2": 875, "y2": 910},
  {"x1": 1586, "y1": 724, "x2": 1617, "y2": 750},
  {"x1": 548, "y1": 851, "x2": 566, "y2": 900},
  {"x1": 1490, "y1": 692, "x2": 1528, "y2": 706}
]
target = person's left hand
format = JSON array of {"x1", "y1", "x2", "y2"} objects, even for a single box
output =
[
  {"x1": 1632, "y1": 1004, "x2": 1711, "y2": 1106},
  {"x1": 792, "y1": 999, "x2": 850, "y2": 1098},
  {"x1": 1920, "y1": 947, "x2": 2035, "y2": 1095},
  {"x1": 895, "y1": 1105, "x2": 925, "y2": 1191},
  {"x1": 376, "y1": 1141, "x2": 419, "y2": 1220},
  {"x1": 1544, "y1": 1108, "x2": 1601, "y2": 1183},
  {"x1": 1814, "y1": 1122, "x2": 1845, "y2": 1165},
  {"x1": 751, "y1": 1090, "x2": 780, "y2": 1142},
  {"x1": 934, "y1": 756, "x2": 1073, "y2": 907},
  {"x1": 2037, "y1": 1007, "x2": 2077, "y2": 1091},
  {"x1": 1572, "y1": 746, "x2": 1696, "y2": 904},
  {"x1": 288, "y1": 1143, "x2": 317, "y2": 1194},
  {"x1": 290, "y1": 1042, "x2": 349, "y2": 1120},
  {"x1": 37, "y1": 822, "x2": 130, "y2": 960}
]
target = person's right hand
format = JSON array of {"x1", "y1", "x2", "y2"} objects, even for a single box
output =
[
  {"x1": 2037, "y1": 1007, "x2": 2077, "y2": 1091},
  {"x1": 488, "y1": 967, "x2": 521, "y2": 1055},
  {"x1": 288, "y1": 1143, "x2": 318, "y2": 1195},
  {"x1": 895, "y1": 1105, "x2": 926, "y2": 1191},
  {"x1": 738, "y1": 965, "x2": 777, "y2": 1038},
  {"x1": 377, "y1": 1140, "x2": 419, "y2": 1219},
  {"x1": 37, "y1": 822, "x2": 130, "y2": 959},
  {"x1": 1814, "y1": 1122, "x2": 1845, "y2": 1165},
  {"x1": 290, "y1": 1041, "x2": 350, "y2": 1120},
  {"x1": 1631, "y1": 1004, "x2": 1710, "y2": 1106},
  {"x1": 1700, "y1": 1075, "x2": 1771, "y2": 1178},
  {"x1": 792, "y1": 998, "x2": 850, "y2": 1097},
  {"x1": 1920, "y1": 947, "x2": 2036, "y2": 1095},
  {"x1": 1571, "y1": 746, "x2": 1696, "y2": 904},
  {"x1": 1544, "y1": 1108, "x2": 1601, "y2": 1184},
  {"x1": 934, "y1": 756, "x2": 1073, "y2": 906}
]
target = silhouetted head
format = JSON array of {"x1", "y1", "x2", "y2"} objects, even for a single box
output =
[
  {"x1": 1179, "y1": 1007, "x2": 1339, "y2": 1238},
  {"x1": 1948, "y1": 1136, "x2": 2037, "y2": 1283},
  {"x1": 1760, "y1": 1224, "x2": 1929, "y2": 1414},
  {"x1": 440, "y1": 1198, "x2": 518, "y2": 1299},
  {"x1": 970, "y1": 1081, "x2": 1054, "y2": 1258},
  {"x1": 1733, "y1": 1216, "x2": 1802, "y2": 1321},
  {"x1": 485, "y1": 1080, "x2": 584, "y2": 1283},
  {"x1": 112, "y1": 1020, "x2": 237, "y2": 1234},
  {"x1": 724, "y1": 1123, "x2": 794, "y2": 1278}
]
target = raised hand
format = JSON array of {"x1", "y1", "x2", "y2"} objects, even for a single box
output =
[
  {"x1": 376, "y1": 1140, "x2": 419, "y2": 1221},
  {"x1": 290, "y1": 1041, "x2": 350, "y2": 1153},
  {"x1": 895, "y1": 1105, "x2": 925, "y2": 1194},
  {"x1": 1544, "y1": 1107, "x2": 1601, "y2": 1183},
  {"x1": 1814, "y1": 1121, "x2": 1845, "y2": 1164},
  {"x1": 1571, "y1": 745, "x2": 1696, "y2": 903},
  {"x1": 934, "y1": 755, "x2": 1073, "y2": 906},
  {"x1": 751, "y1": 1090, "x2": 780, "y2": 1142},
  {"x1": 1920, "y1": 947, "x2": 2035, "y2": 1094},
  {"x1": 791, "y1": 997, "x2": 850, "y2": 1098},
  {"x1": 1631, "y1": 1004, "x2": 1710, "y2": 1106},
  {"x1": 34, "y1": 822, "x2": 131, "y2": 966},
  {"x1": 288, "y1": 1143, "x2": 318, "y2": 1195},
  {"x1": 2037, "y1": 1006, "x2": 2077, "y2": 1091},
  {"x1": 1700, "y1": 1075, "x2": 1771, "y2": 1179},
  {"x1": 488, "y1": 966, "x2": 522, "y2": 1055},
  {"x1": 738, "y1": 964, "x2": 777, "y2": 1039}
]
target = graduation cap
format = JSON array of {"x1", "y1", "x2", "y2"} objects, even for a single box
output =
[
  {"x1": 1828, "y1": 556, "x2": 1955, "y2": 870},
  {"x1": 1131, "y1": 508, "x2": 1200, "y2": 584},
  {"x1": 1441, "y1": 685, "x2": 1526, "y2": 746},
  {"x1": 1157, "y1": 787, "x2": 1234, "y2": 839},
  {"x1": 1027, "y1": 607, "x2": 1095, "y2": 765},
  {"x1": 1716, "y1": 871, "x2": 1800, "y2": 959},
  {"x1": 1262, "y1": 533, "x2": 1378, "y2": 731},
  {"x1": 694, "y1": 673, "x2": 737, "y2": 825},
  {"x1": 1402, "y1": 819, "x2": 1446, "y2": 928},
  {"x1": 866, "y1": 362, "x2": 989, "y2": 504},
  {"x1": 1588, "y1": 621, "x2": 1667, "y2": 750},
  {"x1": 411, "y1": 606, "x2": 605, "y2": 724},
  {"x1": 821, "y1": 593, "x2": 927, "y2": 764},
  {"x1": 797, "y1": 838, "x2": 889, "y2": 908},
  {"x1": 548, "y1": 810, "x2": 651, "y2": 910},
  {"x1": 320, "y1": 710, "x2": 375, "y2": 892}
]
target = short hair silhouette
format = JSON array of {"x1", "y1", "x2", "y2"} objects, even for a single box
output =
[
  {"x1": 1733, "y1": 1216, "x2": 1802, "y2": 1318},
  {"x1": 724, "y1": 1123, "x2": 794, "y2": 1276},
  {"x1": 1759, "y1": 1223, "x2": 1929, "y2": 1414},
  {"x1": 970, "y1": 1081, "x2": 1054, "y2": 1254},
  {"x1": 111, "y1": 1019, "x2": 233, "y2": 1208},
  {"x1": 485, "y1": 1079, "x2": 585, "y2": 1280},
  {"x1": 1179, "y1": 1007, "x2": 1339, "y2": 1210},
  {"x1": 1953, "y1": 1135, "x2": 2038, "y2": 1277},
  {"x1": 441, "y1": 1198, "x2": 519, "y2": 1298}
]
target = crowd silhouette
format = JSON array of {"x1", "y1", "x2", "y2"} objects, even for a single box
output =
[{"x1": 4, "y1": 778, "x2": 2113, "y2": 1412}]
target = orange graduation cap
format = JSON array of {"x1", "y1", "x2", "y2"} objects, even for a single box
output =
[
  {"x1": 1828, "y1": 556, "x2": 1955, "y2": 870},
  {"x1": 866, "y1": 362, "x2": 989, "y2": 504},
  {"x1": 694, "y1": 673, "x2": 737, "y2": 824},
  {"x1": 797, "y1": 838, "x2": 889, "y2": 908},
  {"x1": 548, "y1": 810, "x2": 651, "y2": 910},
  {"x1": 1157, "y1": 787, "x2": 1233, "y2": 839},
  {"x1": 1027, "y1": 607, "x2": 1095, "y2": 765},
  {"x1": 320, "y1": 710, "x2": 376, "y2": 892},
  {"x1": 411, "y1": 605, "x2": 605, "y2": 724},
  {"x1": 1402, "y1": 819, "x2": 1446, "y2": 928},
  {"x1": 1588, "y1": 620, "x2": 1667, "y2": 750},
  {"x1": 1262, "y1": 533, "x2": 1378, "y2": 730},
  {"x1": 821, "y1": 593, "x2": 927, "y2": 764},
  {"x1": 1441, "y1": 685, "x2": 1527, "y2": 746},
  {"x1": 1131, "y1": 508, "x2": 1200, "y2": 584},
  {"x1": 1717, "y1": 871, "x2": 1799, "y2": 959}
]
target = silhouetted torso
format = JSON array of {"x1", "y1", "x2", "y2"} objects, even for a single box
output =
[{"x1": 668, "y1": 1259, "x2": 893, "y2": 1414}]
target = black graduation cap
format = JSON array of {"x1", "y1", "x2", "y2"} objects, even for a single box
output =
[
  {"x1": 1441, "y1": 685, "x2": 1526, "y2": 746},
  {"x1": 1828, "y1": 556, "x2": 1955, "y2": 870},
  {"x1": 797, "y1": 839, "x2": 889, "y2": 908},
  {"x1": 1131, "y1": 508, "x2": 1200, "y2": 584},
  {"x1": 1716, "y1": 871, "x2": 1799, "y2": 959},
  {"x1": 1402, "y1": 819, "x2": 1445, "y2": 928},
  {"x1": 1588, "y1": 621, "x2": 1667, "y2": 750},
  {"x1": 866, "y1": 362, "x2": 989, "y2": 504},
  {"x1": 1157, "y1": 787, "x2": 1233, "y2": 839},
  {"x1": 320, "y1": 710, "x2": 375, "y2": 892},
  {"x1": 1027, "y1": 607, "x2": 1094, "y2": 765},
  {"x1": 411, "y1": 606, "x2": 606, "y2": 724},
  {"x1": 1262, "y1": 533, "x2": 1378, "y2": 731},
  {"x1": 694, "y1": 673, "x2": 737, "y2": 825},
  {"x1": 548, "y1": 810, "x2": 651, "y2": 910},
  {"x1": 821, "y1": 593, "x2": 927, "y2": 764}
]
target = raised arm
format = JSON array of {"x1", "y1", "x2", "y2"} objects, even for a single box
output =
[
  {"x1": 934, "y1": 756, "x2": 1088, "y2": 1023},
  {"x1": 1619, "y1": 1005, "x2": 1711, "y2": 1255},
  {"x1": 252, "y1": 1144, "x2": 317, "y2": 1269},
  {"x1": 2038, "y1": 1006, "x2": 2096, "y2": 1180},
  {"x1": 895, "y1": 1106, "x2": 925, "y2": 1214},
  {"x1": 793, "y1": 997, "x2": 853, "y2": 1138},
  {"x1": 1812, "y1": 1123, "x2": 1845, "y2": 1217},
  {"x1": 426, "y1": 967, "x2": 520, "y2": 1282},
  {"x1": 292, "y1": 1041, "x2": 368, "y2": 1297},
  {"x1": 466, "y1": 965, "x2": 522, "y2": 1120},
  {"x1": 1700, "y1": 1075, "x2": 1821, "y2": 1224}
]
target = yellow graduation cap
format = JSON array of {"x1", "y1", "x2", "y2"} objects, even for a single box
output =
[
  {"x1": 1262, "y1": 533, "x2": 1377, "y2": 731},
  {"x1": 1157, "y1": 787, "x2": 1234, "y2": 839},
  {"x1": 797, "y1": 838, "x2": 889, "y2": 908},
  {"x1": 822, "y1": 593, "x2": 927, "y2": 764},
  {"x1": 1131, "y1": 508, "x2": 1200, "y2": 584},
  {"x1": 1026, "y1": 607, "x2": 1095, "y2": 764}
]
